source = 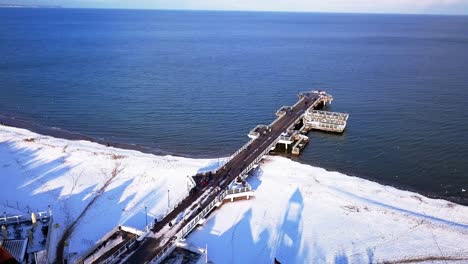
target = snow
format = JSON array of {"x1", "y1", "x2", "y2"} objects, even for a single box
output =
[
  {"x1": 187, "y1": 157, "x2": 468, "y2": 263},
  {"x1": 0, "y1": 125, "x2": 211, "y2": 261},
  {"x1": 1, "y1": 124, "x2": 467, "y2": 263}
]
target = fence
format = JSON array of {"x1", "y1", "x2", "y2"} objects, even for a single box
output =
[
  {"x1": 239, "y1": 137, "x2": 279, "y2": 181},
  {"x1": 225, "y1": 186, "x2": 252, "y2": 196},
  {"x1": 0, "y1": 210, "x2": 50, "y2": 226},
  {"x1": 226, "y1": 138, "x2": 255, "y2": 164},
  {"x1": 98, "y1": 235, "x2": 139, "y2": 264},
  {"x1": 154, "y1": 192, "x2": 189, "y2": 227},
  {"x1": 147, "y1": 190, "x2": 228, "y2": 264}
]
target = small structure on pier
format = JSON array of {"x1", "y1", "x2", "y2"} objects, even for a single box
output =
[
  {"x1": 291, "y1": 134, "x2": 309, "y2": 155},
  {"x1": 224, "y1": 180, "x2": 254, "y2": 202},
  {"x1": 276, "y1": 106, "x2": 292, "y2": 117},
  {"x1": 270, "y1": 90, "x2": 349, "y2": 155},
  {"x1": 304, "y1": 110, "x2": 349, "y2": 133},
  {"x1": 300, "y1": 90, "x2": 333, "y2": 106},
  {"x1": 248, "y1": 124, "x2": 270, "y2": 139}
]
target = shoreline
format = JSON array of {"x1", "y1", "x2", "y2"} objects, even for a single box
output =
[
  {"x1": 283, "y1": 153, "x2": 468, "y2": 206},
  {"x1": 0, "y1": 114, "x2": 178, "y2": 157},
  {"x1": 1, "y1": 114, "x2": 466, "y2": 206}
]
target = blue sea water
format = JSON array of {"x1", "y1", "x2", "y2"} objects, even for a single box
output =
[{"x1": 0, "y1": 8, "x2": 467, "y2": 203}]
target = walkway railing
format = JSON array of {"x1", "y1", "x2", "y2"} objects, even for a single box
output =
[
  {"x1": 155, "y1": 192, "x2": 189, "y2": 226},
  {"x1": 148, "y1": 190, "x2": 228, "y2": 264},
  {"x1": 239, "y1": 137, "x2": 279, "y2": 180},
  {"x1": 147, "y1": 239, "x2": 177, "y2": 264},
  {"x1": 0, "y1": 210, "x2": 50, "y2": 225},
  {"x1": 99, "y1": 235, "x2": 139, "y2": 264},
  {"x1": 224, "y1": 138, "x2": 255, "y2": 166},
  {"x1": 226, "y1": 186, "x2": 252, "y2": 196},
  {"x1": 78, "y1": 226, "x2": 120, "y2": 264}
]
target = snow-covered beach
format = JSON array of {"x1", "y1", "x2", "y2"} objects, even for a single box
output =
[{"x1": 1, "y1": 125, "x2": 467, "y2": 263}]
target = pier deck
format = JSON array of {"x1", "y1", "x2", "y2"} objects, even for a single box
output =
[{"x1": 104, "y1": 91, "x2": 343, "y2": 264}]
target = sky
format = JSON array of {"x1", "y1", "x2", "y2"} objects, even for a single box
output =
[{"x1": 3, "y1": 0, "x2": 468, "y2": 15}]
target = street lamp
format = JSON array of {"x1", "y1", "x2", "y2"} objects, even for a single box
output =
[
  {"x1": 167, "y1": 189, "x2": 170, "y2": 209},
  {"x1": 145, "y1": 206, "x2": 148, "y2": 227}
]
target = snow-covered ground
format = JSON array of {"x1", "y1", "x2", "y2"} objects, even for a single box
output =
[
  {"x1": 187, "y1": 158, "x2": 468, "y2": 263},
  {"x1": 0, "y1": 125, "x2": 211, "y2": 261},
  {"x1": 1, "y1": 125, "x2": 467, "y2": 263}
]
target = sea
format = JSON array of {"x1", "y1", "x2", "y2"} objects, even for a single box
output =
[{"x1": 0, "y1": 8, "x2": 467, "y2": 204}]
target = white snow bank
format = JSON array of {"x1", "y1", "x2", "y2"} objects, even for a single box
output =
[
  {"x1": 187, "y1": 157, "x2": 468, "y2": 263},
  {"x1": 1, "y1": 125, "x2": 467, "y2": 263},
  {"x1": 0, "y1": 125, "x2": 214, "y2": 260}
]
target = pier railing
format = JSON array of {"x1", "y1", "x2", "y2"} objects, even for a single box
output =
[
  {"x1": 78, "y1": 226, "x2": 121, "y2": 264},
  {"x1": 0, "y1": 211, "x2": 50, "y2": 225},
  {"x1": 223, "y1": 138, "x2": 255, "y2": 168},
  {"x1": 0, "y1": 214, "x2": 24, "y2": 225},
  {"x1": 155, "y1": 193, "x2": 189, "y2": 226},
  {"x1": 148, "y1": 190, "x2": 229, "y2": 264},
  {"x1": 177, "y1": 190, "x2": 228, "y2": 240},
  {"x1": 239, "y1": 137, "x2": 279, "y2": 180},
  {"x1": 224, "y1": 185, "x2": 254, "y2": 201},
  {"x1": 147, "y1": 239, "x2": 177, "y2": 264},
  {"x1": 225, "y1": 186, "x2": 252, "y2": 196},
  {"x1": 98, "y1": 235, "x2": 139, "y2": 264}
]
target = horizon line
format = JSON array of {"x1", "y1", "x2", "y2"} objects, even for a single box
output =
[{"x1": 1, "y1": 5, "x2": 468, "y2": 17}]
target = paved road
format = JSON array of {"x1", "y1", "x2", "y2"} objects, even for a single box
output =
[{"x1": 124, "y1": 93, "x2": 321, "y2": 264}]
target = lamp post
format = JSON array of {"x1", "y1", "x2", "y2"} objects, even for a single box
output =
[
  {"x1": 145, "y1": 206, "x2": 148, "y2": 227},
  {"x1": 167, "y1": 189, "x2": 170, "y2": 209}
]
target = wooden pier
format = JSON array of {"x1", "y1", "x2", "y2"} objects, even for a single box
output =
[{"x1": 89, "y1": 90, "x2": 348, "y2": 264}]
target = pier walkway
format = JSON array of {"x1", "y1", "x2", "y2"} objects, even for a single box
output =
[{"x1": 99, "y1": 91, "x2": 344, "y2": 264}]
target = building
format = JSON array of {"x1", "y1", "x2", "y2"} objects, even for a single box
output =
[{"x1": 0, "y1": 208, "x2": 53, "y2": 264}]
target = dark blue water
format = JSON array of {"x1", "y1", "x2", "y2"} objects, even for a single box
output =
[{"x1": 1, "y1": 8, "x2": 467, "y2": 203}]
